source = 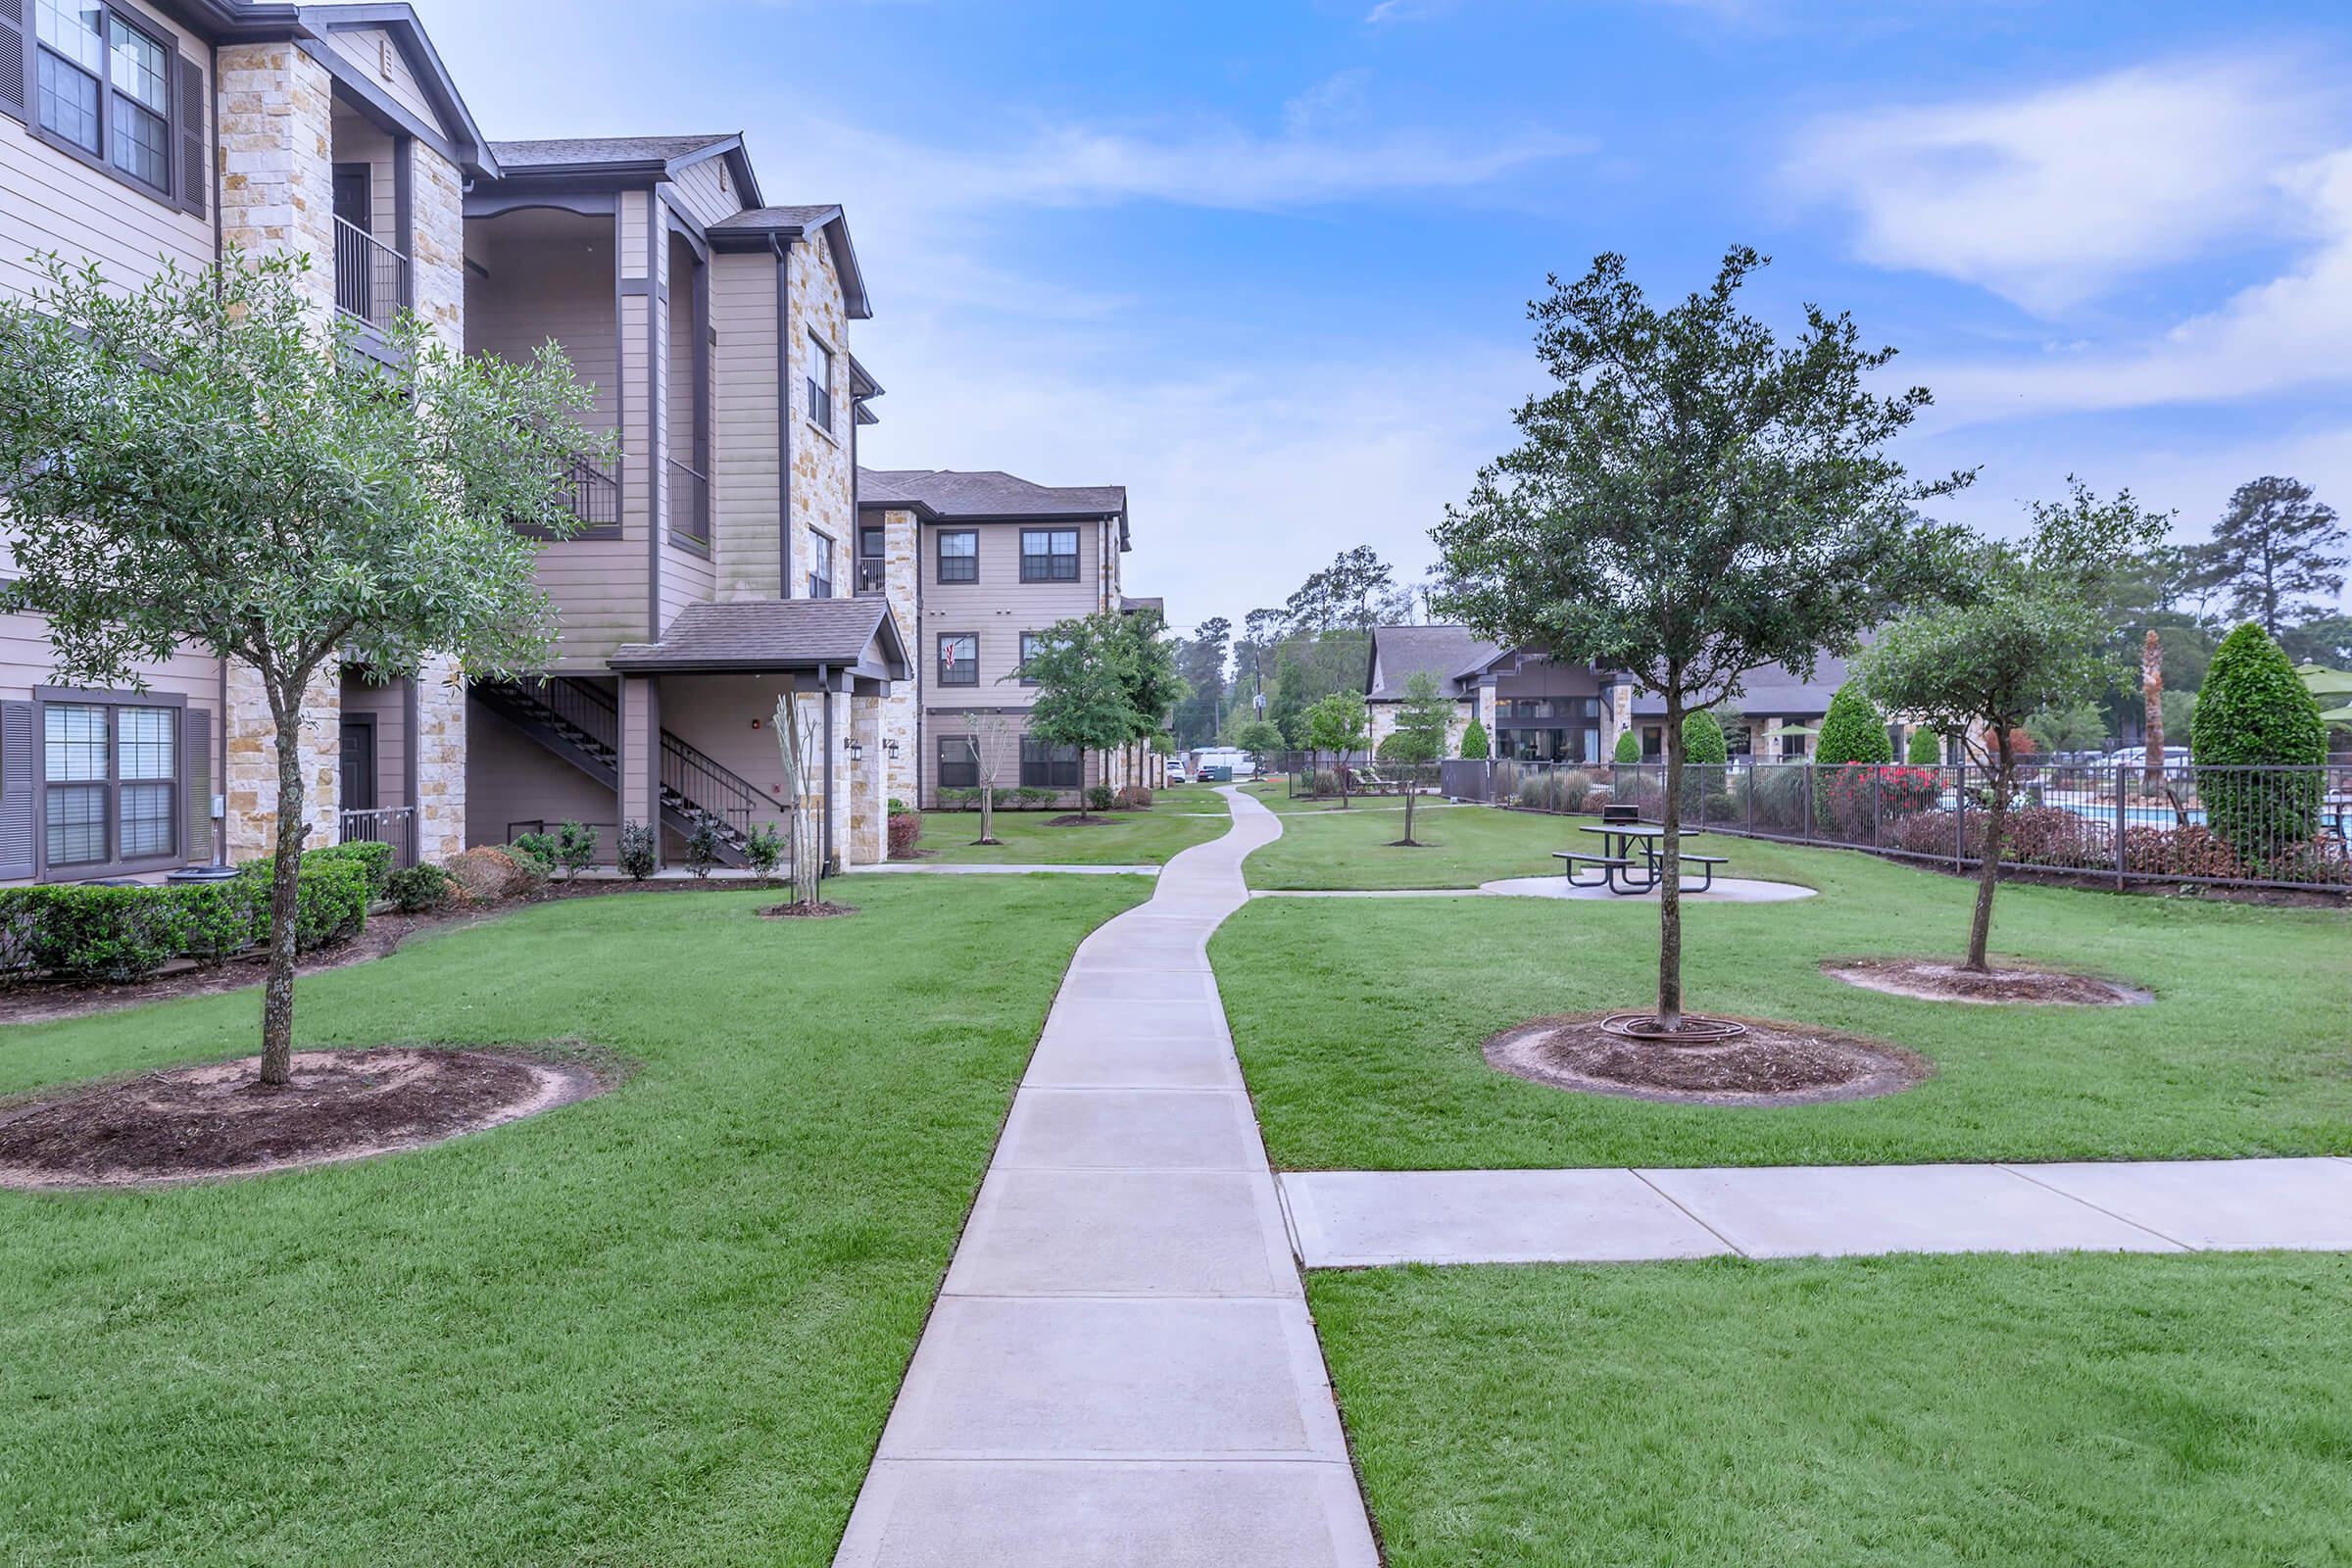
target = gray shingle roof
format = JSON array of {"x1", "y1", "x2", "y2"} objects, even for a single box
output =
[
  {"x1": 610, "y1": 599, "x2": 906, "y2": 675},
  {"x1": 489, "y1": 135, "x2": 734, "y2": 170},
  {"x1": 710, "y1": 205, "x2": 845, "y2": 232},
  {"x1": 858, "y1": 467, "x2": 1127, "y2": 520},
  {"x1": 1366, "y1": 625, "x2": 1502, "y2": 701},
  {"x1": 1628, "y1": 651, "x2": 1855, "y2": 716}
]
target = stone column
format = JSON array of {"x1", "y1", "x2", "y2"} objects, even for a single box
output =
[
  {"x1": 225, "y1": 662, "x2": 340, "y2": 861},
  {"x1": 880, "y1": 508, "x2": 920, "y2": 804},
  {"x1": 1605, "y1": 679, "x2": 1635, "y2": 757},
  {"x1": 848, "y1": 695, "x2": 885, "y2": 865},
  {"x1": 413, "y1": 656, "x2": 467, "y2": 861}
]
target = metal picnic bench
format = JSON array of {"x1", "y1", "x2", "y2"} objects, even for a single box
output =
[{"x1": 1554, "y1": 817, "x2": 1730, "y2": 895}]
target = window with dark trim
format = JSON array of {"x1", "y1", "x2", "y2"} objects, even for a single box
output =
[
  {"x1": 26, "y1": 0, "x2": 196, "y2": 211},
  {"x1": 42, "y1": 696, "x2": 177, "y2": 867},
  {"x1": 1020, "y1": 527, "x2": 1079, "y2": 583},
  {"x1": 856, "y1": 524, "x2": 886, "y2": 595},
  {"x1": 937, "y1": 632, "x2": 977, "y2": 686},
  {"x1": 937, "y1": 528, "x2": 977, "y2": 584},
  {"x1": 806, "y1": 333, "x2": 834, "y2": 432},
  {"x1": 936, "y1": 735, "x2": 977, "y2": 790},
  {"x1": 1019, "y1": 736, "x2": 1081, "y2": 789},
  {"x1": 1019, "y1": 631, "x2": 1046, "y2": 687},
  {"x1": 806, "y1": 532, "x2": 834, "y2": 599}
]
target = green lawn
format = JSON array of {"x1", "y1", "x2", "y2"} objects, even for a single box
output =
[
  {"x1": 1213, "y1": 812, "x2": 2352, "y2": 1167},
  {"x1": 0, "y1": 873, "x2": 1145, "y2": 1565},
  {"x1": 915, "y1": 791, "x2": 1229, "y2": 864},
  {"x1": 1312, "y1": 1252, "x2": 2352, "y2": 1567},
  {"x1": 1245, "y1": 791, "x2": 1576, "y2": 877}
]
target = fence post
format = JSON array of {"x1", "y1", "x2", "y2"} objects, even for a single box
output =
[
  {"x1": 1746, "y1": 764, "x2": 1755, "y2": 837},
  {"x1": 1871, "y1": 767, "x2": 1883, "y2": 850},
  {"x1": 2114, "y1": 761, "x2": 2127, "y2": 891},
  {"x1": 1955, "y1": 761, "x2": 1967, "y2": 867},
  {"x1": 1803, "y1": 764, "x2": 1815, "y2": 843}
]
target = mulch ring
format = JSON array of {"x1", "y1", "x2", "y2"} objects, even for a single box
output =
[
  {"x1": 759, "y1": 901, "x2": 858, "y2": 919},
  {"x1": 1822, "y1": 956, "x2": 2152, "y2": 1006},
  {"x1": 1484, "y1": 1010, "x2": 1929, "y2": 1107},
  {"x1": 0, "y1": 1043, "x2": 614, "y2": 1191}
]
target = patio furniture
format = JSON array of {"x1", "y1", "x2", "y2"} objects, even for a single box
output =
[
  {"x1": 1554, "y1": 850, "x2": 1633, "y2": 889},
  {"x1": 1572, "y1": 823, "x2": 1731, "y2": 895},
  {"x1": 1600, "y1": 804, "x2": 1640, "y2": 825}
]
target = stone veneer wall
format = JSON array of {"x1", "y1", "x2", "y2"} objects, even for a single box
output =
[
  {"x1": 788, "y1": 238, "x2": 854, "y2": 593},
  {"x1": 1606, "y1": 679, "x2": 1634, "y2": 757},
  {"x1": 847, "y1": 694, "x2": 884, "y2": 864},
  {"x1": 414, "y1": 655, "x2": 466, "y2": 861},
  {"x1": 1367, "y1": 698, "x2": 1475, "y2": 756},
  {"x1": 219, "y1": 44, "x2": 340, "y2": 858},
  {"x1": 877, "y1": 507, "x2": 920, "y2": 805}
]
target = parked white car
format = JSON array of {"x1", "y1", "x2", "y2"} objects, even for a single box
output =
[{"x1": 1165, "y1": 760, "x2": 1189, "y2": 784}]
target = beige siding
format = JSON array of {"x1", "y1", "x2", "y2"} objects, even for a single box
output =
[
  {"x1": 328, "y1": 109, "x2": 399, "y2": 241},
  {"x1": 0, "y1": 614, "x2": 220, "y2": 705},
  {"x1": 659, "y1": 234, "x2": 711, "y2": 629},
  {"x1": 710, "y1": 250, "x2": 782, "y2": 600},
  {"x1": 654, "y1": 674, "x2": 804, "y2": 833},
  {"x1": 317, "y1": 26, "x2": 441, "y2": 131},
  {"x1": 664, "y1": 162, "x2": 738, "y2": 228},
  {"x1": 920, "y1": 519, "x2": 1111, "y2": 702},
  {"x1": 465, "y1": 698, "x2": 616, "y2": 847},
  {"x1": 0, "y1": 14, "x2": 213, "y2": 305}
]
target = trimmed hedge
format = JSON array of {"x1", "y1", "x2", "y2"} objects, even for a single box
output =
[
  {"x1": 1906, "y1": 726, "x2": 1942, "y2": 765},
  {"x1": 0, "y1": 850, "x2": 369, "y2": 985},
  {"x1": 305, "y1": 838, "x2": 395, "y2": 900},
  {"x1": 1459, "y1": 717, "x2": 1490, "y2": 760},
  {"x1": 1817, "y1": 682, "x2": 1893, "y2": 766},
  {"x1": 2193, "y1": 622, "x2": 2328, "y2": 863}
]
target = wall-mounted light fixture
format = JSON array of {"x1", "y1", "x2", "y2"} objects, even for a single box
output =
[{"x1": 845, "y1": 739, "x2": 864, "y2": 763}]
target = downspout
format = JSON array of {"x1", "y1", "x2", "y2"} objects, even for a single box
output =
[
  {"x1": 913, "y1": 512, "x2": 924, "y2": 808},
  {"x1": 212, "y1": 42, "x2": 227, "y2": 867},
  {"x1": 818, "y1": 662, "x2": 835, "y2": 873},
  {"x1": 773, "y1": 235, "x2": 796, "y2": 600}
]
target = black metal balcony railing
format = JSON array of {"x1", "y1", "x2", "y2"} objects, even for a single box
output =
[
  {"x1": 856, "y1": 558, "x2": 888, "y2": 595},
  {"x1": 668, "y1": 459, "x2": 709, "y2": 545},
  {"x1": 338, "y1": 805, "x2": 416, "y2": 868},
  {"x1": 333, "y1": 216, "x2": 410, "y2": 329},
  {"x1": 560, "y1": 452, "x2": 619, "y2": 531}
]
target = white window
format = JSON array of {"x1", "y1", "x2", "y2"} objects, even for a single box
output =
[
  {"x1": 806, "y1": 334, "x2": 834, "y2": 431},
  {"x1": 41, "y1": 699, "x2": 176, "y2": 866}
]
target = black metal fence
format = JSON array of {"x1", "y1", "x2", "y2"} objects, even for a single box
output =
[
  {"x1": 338, "y1": 806, "x2": 416, "y2": 868},
  {"x1": 1273, "y1": 752, "x2": 1441, "y2": 801},
  {"x1": 1441, "y1": 759, "x2": 2352, "y2": 893}
]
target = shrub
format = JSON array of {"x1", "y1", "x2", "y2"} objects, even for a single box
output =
[
  {"x1": 1582, "y1": 785, "x2": 1612, "y2": 812},
  {"x1": 2193, "y1": 622, "x2": 2328, "y2": 864},
  {"x1": 285, "y1": 858, "x2": 368, "y2": 950},
  {"x1": 1116, "y1": 785, "x2": 1153, "y2": 809},
  {"x1": 306, "y1": 839, "x2": 395, "y2": 901},
  {"x1": 938, "y1": 786, "x2": 980, "y2": 812},
  {"x1": 176, "y1": 876, "x2": 262, "y2": 965},
  {"x1": 616, "y1": 820, "x2": 658, "y2": 880},
  {"x1": 887, "y1": 797, "x2": 909, "y2": 814},
  {"x1": 1555, "y1": 769, "x2": 1594, "y2": 812},
  {"x1": 1816, "y1": 761, "x2": 1942, "y2": 838},
  {"x1": 887, "y1": 810, "x2": 922, "y2": 858},
  {"x1": 5, "y1": 885, "x2": 188, "y2": 983},
  {"x1": 682, "y1": 809, "x2": 725, "y2": 879},
  {"x1": 1907, "y1": 727, "x2": 1943, "y2": 765},
  {"x1": 554, "y1": 821, "x2": 598, "y2": 881},
  {"x1": 447, "y1": 845, "x2": 544, "y2": 902},
  {"x1": 1459, "y1": 717, "x2": 1490, "y2": 760},
  {"x1": 1746, "y1": 764, "x2": 1811, "y2": 831},
  {"x1": 1683, "y1": 711, "x2": 1728, "y2": 767},
  {"x1": 1614, "y1": 730, "x2": 1642, "y2": 763},
  {"x1": 385, "y1": 862, "x2": 458, "y2": 913},
  {"x1": 1087, "y1": 784, "x2": 1116, "y2": 811},
  {"x1": 743, "y1": 822, "x2": 785, "y2": 880},
  {"x1": 507, "y1": 831, "x2": 558, "y2": 876},
  {"x1": 1516, "y1": 774, "x2": 1549, "y2": 809},
  {"x1": 1816, "y1": 682, "x2": 1893, "y2": 765},
  {"x1": 1016, "y1": 787, "x2": 1055, "y2": 809}
]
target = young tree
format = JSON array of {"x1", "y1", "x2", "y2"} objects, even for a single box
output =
[
  {"x1": 1385, "y1": 669, "x2": 1455, "y2": 845},
  {"x1": 0, "y1": 253, "x2": 601, "y2": 1087},
  {"x1": 773, "y1": 691, "x2": 824, "y2": 907},
  {"x1": 1303, "y1": 689, "x2": 1371, "y2": 808},
  {"x1": 1436, "y1": 247, "x2": 1964, "y2": 1032},
  {"x1": 1112, "y1": 608, "x2": 1187, "y2": 797},
  {"x1": 1013, "y1": 612, "x2": 1139, "y2": 817},
  {"x1": 1232, "y1": 717, "x2": 1286, "y2": 776},
  {"x1": 1815, "y1": 683, "x2": 1893, "y2": 765},
  {"x1": 963, "y1": 711, "x2": 1023, "y2": 846},
  {"x1": 1859, "y1": 485, "x2": 2169, "y2": 971},
  {"x1": 2192, "y1": 476, "x2": 2346, "y2": 637}
]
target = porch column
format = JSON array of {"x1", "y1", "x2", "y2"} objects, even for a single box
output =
[
  {"x1": 412, "y1": 654, "x2": 467, "y2": 863},
  {"x1": 618, "y1": 674, "x2": 662, "y2": 869},
  {"x1": 848, "y1": 694, "x2": 885, "y2": 866}
]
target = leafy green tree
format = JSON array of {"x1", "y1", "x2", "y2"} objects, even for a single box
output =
[
  {"x1": 1171, "y1": 615, "x2": 1229, "y2": 748},
  {"x1": 0, "y1": 252, "x2": 601, "y2": 1086},
  {"x1": 1437, "y1": 248, "x2": 1962, "y2": 1030},
  {"x1": 2278, "y1": 612, "x2": 2352, "y2": 668},
  {"x1": 1303, "y1": 689, "x2": 1371, "y2": 808},
  {"x1": 2191, "y1": 476, "x2": 2346, "y2": 637},
  {"x1": 1613, "y1": 729, "x2": 1642, "y2": 764},
  {"x1": 2192, "y1": 622, "x2": 2328, "y2": 863},
  {"x1": 1385, "y1": 669, "x2": 1456, "y2": 844},
  {"x1": 1683, "y1": 710, "x2": 1728, "y2": 766},
  {"x1": 1906, "y1": 727, "x2": 1943, "y2": 765},
  {"x1": 1459, "y1": 715, "x2": 1491, "y2": 760},
  {"x1": 1267, "y1": 654, "x2": 1313, "y2": 748},
  {"x1": 1816, "y1": 682, "x2": 1893, "y2": 764},
  {"x1": 1859, "y1": 484, "x2": 2169, "y2": 971},
  {"x1": 1012, "y1": 612, "x2": 1140, "y2": 817},
  {"x1": 2024, "y1": 701, "x2": 2107, "y2": 755},
  {"x1": 1112, "y1": 607, "x2": 1187, "y2": 796},
  {"x1": 1232, "y1": 717, "x2": 1287, "y2": 775}
]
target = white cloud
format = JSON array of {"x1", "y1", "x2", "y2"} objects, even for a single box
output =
[{"x1": 1788, "y1": 59, "x2": 2331, "y2": 314}]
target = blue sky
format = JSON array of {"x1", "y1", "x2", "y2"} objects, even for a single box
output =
[{"x1": 413, "y1": 0, "x2": 2352, "y2": 633}]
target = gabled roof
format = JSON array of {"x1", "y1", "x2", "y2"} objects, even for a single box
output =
[
  {"x1": 709, "y1": 206, "x2": 871, "y2": 319},
  {"x1": 1365, "y1": 624, "x2": 1502, "y2": 701},
  {"x1": 609, "y1": 598, "x2": 907, "y2": 679},
  {"x1": 858, "y1": 468, "x2": 1129, "y2": 547},
  {"x1": 487, "y1": 133, "x2": 761, "y2": 206},
  {"x1": 1627, "y1": 651, "x2": 1856, "y2": 717},
  {"x1": 238, "y1": 5, "x2": 499, "y2": 177}
]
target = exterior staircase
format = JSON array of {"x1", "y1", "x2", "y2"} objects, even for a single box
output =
[{"x1": 472, "y1": 676, "x2": 773, "y2": 867}]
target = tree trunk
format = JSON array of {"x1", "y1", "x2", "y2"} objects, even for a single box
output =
[
  {"x1": 1965, "y1": 728, "x2": 2013, "y2": 972},
  {"x1": 977, "y1": 766, "x2": 995, "y2": 844},
  {"x1": 259, "y1": 686, "x2": 310, "y2": 1088},
  {"x1": 2141, "y1": 630, "x2": 2164, "y2": 791},
  {"x1": 1657, "y1": 691, "x2": 1685, "y2": 1032},
  {"x1": 1402, "y1": 774, "x2": 1417, "y2": 845}
]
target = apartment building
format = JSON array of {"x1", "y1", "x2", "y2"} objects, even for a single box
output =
[
  {"x1": 1, "y1": 1, "x2": 1158, "y2": 881},
  {"x1": 857, "y1": 467, "x2": 1154, "y2": 808}
]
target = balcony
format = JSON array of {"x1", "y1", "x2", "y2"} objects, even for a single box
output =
[
  {"x1": 668, "y1": 459, "x2": 709, "y2": 548},
  {"x1": 333, "y1": 216, "x2": 410, "y2": 330},
  {"x1": 856, "y1": 558, "x2": 888, "y2": 595}
]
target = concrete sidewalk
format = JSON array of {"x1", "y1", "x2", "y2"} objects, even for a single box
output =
[
  {"x1": 1280, "y1": 1158, "x2": 2352, "y2": 1267},
  {"x1": 835, "y1": 788, "x2": 1377, "y2": 1566}
]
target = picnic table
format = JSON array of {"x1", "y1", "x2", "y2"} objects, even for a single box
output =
[{"x1": 1554, "y1": 822, "x2": 1729, "y2": 896}]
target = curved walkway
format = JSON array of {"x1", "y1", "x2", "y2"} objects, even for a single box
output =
[{"x1": 835, "y1": 787, "x2": 1378, "y2": 1566}]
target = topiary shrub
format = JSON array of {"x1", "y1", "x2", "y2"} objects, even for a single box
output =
[
  {"x1": 1681, "y1": 710, "x2": 1728, "y2": 810},
  {"x1": 1613, "y1": 730, "x2": 1642, "y2": 763},
  {"x1": 2192, "y1": 622, "x2": 2328, "y2": 864},
  {"x1": 1817, "y1": 682, "x2": 1893, "y2": 765},
  {"x1": 1459, "y1": 717, "x2": 1490, "y2": 760},
  {"x1": 306, "y1": 838, "x2": 395, "y2": 901},
  {"x1": 616, "y1": 820, "x2": 658, "y2": 880},
  {"x1": 385, "y1": 862, "x2": 458, "y2": 913},
  {"x1": 1907, "y1": 726, "x2": 1943, "y2": 766},
  {"x1": 8, "y1": 885, "x2": 189, "y2": 983}
]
